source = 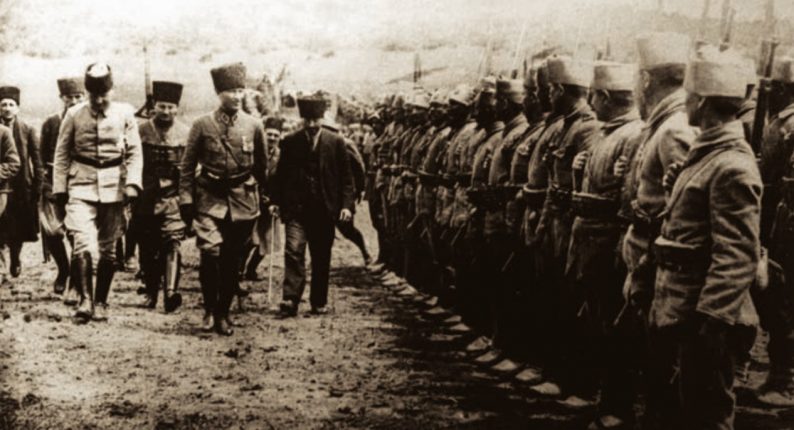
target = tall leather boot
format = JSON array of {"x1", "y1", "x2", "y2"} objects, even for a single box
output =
[
  {"x1": 243, "y1": 249, "x2": 264, "y2": 281},
  {"x1": 93, "y1": 258, "x2": 116, "y2": 321},
  {"x1": 163, "y1": 248, "x2": 182, "y2": 313},
  {"x1": 141, "y1": 257, "x2": 161, "y2": 309},
  {"x1": 46, "y1": 235, "x2": 70, "y2": 294},
  {"x1": 199, "y1": 253, "x2": 221, "y2": 331},
  {"x1": 63, "y1": 256, "x2": 81, "y2": 306},
  {"x1": 74, "y1": 252, "x2": 94, "y2": 321},
  {"x1": 9, "y1": 241, "x2": 21, "y2": 278}
]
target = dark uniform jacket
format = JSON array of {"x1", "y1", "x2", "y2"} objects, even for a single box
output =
[
  {"x1": 271, "y1": 127, "x2": 355, "y2": 222},
  {"x1": 3, "y1": 117, "x2": 43, "y2": 241},
  {"x1": 40, "y1": 113, "x2": 63, "y2": 192},
  {"x1": 137, "y1": 119, "x2": 189, "y2": 215},
  {"x1": 651, "y1": 121, "x2": 761, "y2": 328},
  {"x1": 179, "y1": 109, "x2": 267, "y2": 222},
  {"x1": 0, "y1": 125, "x2": 20, "y2": 193}
]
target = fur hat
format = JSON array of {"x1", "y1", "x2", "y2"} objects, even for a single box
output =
[
  {"x1": 297, "y1": 96, "x2": 327, "y2": 119},
  {"x1": 547, "y1": 56, "x2": 593, "y2": 87},
  {"x1": 210, "y1": 62, "x2": 246, "y2": 93},
  {"x1": 636, "y1": 32, "x2": 691, "y2": 71},
  {"x1": 57, "y1": 77, "x2": 83, "y2": 96},
  {"x1": 684, "y1": 46, "x2": 746, "y2": 98},
  {"x1": 497, "y1": 78, "x2": 526, "y2": 103},
  {"x1": 85, "y1": 62, "x2": 113, "y2": 94},
  {"x1": 264, "y1": 116, "x2": 284, "y2": 131},
  {"x1": 152, "y1": 81, "x2": 183, "y2": 105},
  {"x1": 592, "y1": 61, "x2": 637, "y2": 92},
  {"x1": 0, "y1": 86, "x2": 20, "y2": 105},
  {"x1": 448, "y1": 84, "x2": 476, "y2": 106},
  {"x1": 772, "y1": 57, "x2": 794, "y2": 84}
]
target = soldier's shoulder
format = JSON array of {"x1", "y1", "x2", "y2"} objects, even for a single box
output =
[
  {"x1": 237, "y1": 111, "x2": 263, "y2": 129},
  {"x1": 109, "y1": 101, "x2": 135, "y2": 116},
  {"x1": 659, "y1": 112, "x2": 696, "y2": 143},
  {"x1": 43, "y1": 113, "x2": 61, "y2": 126},
  {"x1": 64, "y1": 101, "x2": 89, "y2": 118}
]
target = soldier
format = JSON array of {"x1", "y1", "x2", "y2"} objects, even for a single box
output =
[
  {"x1": 566, "y1": 62, "x2": 644, "y2": 429},
  {"x1": 648, "y1": 46, "x2": 761, "y2": 430},
  {"x1": 756, "y1": 56, "x2": 794, "y2": 406},
  {"x1": 0, "y1": 123, "x2": 20, "y2": 287},
  {"x1": 40, "y1": 77, "x2": 84, "y2": 299},
  {"x1": 619, "y1": 32, "x2": 694, "y2": 427},
  {"x1": 179, "y1": 62, "x2": 268, "y2": 335},
  {"x1": 52, "y1": 63, "x2": 143, "y2": 322},
  {"x1": 476, "y1": 78, "x2": 529, "y2": 373},
  {"x1": 529, "y1": 56, "x2": 601, "y2": 401},
  {"x1": 0, "y1": 86, "x2": 43, "y2": 281},
  {"x1": 137, "y1": 81, "x2": 189, "y2": 312},
  {"x1": 241, "y1": 116, "x2": 282, "y2": 281}
]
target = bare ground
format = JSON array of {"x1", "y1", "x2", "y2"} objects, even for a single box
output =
[{"x1": 1, "y1": 207, "x2": 794, "y2": 430}]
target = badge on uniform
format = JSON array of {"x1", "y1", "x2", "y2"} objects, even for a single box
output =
[{"x1": 242, "y1": 136, "x2": 253, "y2": 153}]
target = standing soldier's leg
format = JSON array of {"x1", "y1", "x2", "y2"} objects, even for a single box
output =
[
  {"x1": 0, "y1": 194, "x2": 7, "y2": 286},
  {"x1": 194, "y1": 213, "x2": 224, "y2": 330},
  {"x1": 307, "y1": 216, "x2": 336, "y2": 311},
  {"x1": 138, "y1": 218, "x2": 161, "y2": 308},
  {"x1": 215, "y1": 218, "x2": 254, "y2": 332},
  {"x1": 161, "y1": 200, "x2": 185, "y2": 313}
]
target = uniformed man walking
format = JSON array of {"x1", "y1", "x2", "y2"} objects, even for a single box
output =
[
  {"x1": 40, "y1": 77, "x2": 84, "y2": 299},
  {"x1": 179, "y1": 62, "x2": 268, "y2": 335},
  {"x1": 137, "y1": 81, "x2": 189, "y2": 312},
  {"x1": 0, "y1": 122, "x2": 20, "y2": 287},
  {"x1": 52, "y1": 62, "x2": 143, "y2": 322}
]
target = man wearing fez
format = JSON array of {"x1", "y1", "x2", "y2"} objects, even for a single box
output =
[
  {"x1": 179, "y1": 62, "x2": 268, "y2": 336},
  {"x1": 269, "y1": 94, "x2": 355, "y2": 317},
  {"x1": 649, "y1": 47, "x2": 761, "y2": 430},
  {"x1": 137, "y1": 81, "x2": 189, "y2": 312},
  {"x1": 40, "y1": 78, "x2": 84, "y2": 300},
  {"x1": 52, "y1": 63, "x2": 143, "y2": 322},
  {"x1": 0, "y1": 85, "x2": 43, "y2": 281}
]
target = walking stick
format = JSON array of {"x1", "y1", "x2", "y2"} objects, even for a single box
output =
[{"x1": 268, "y1": 213, "x2": 276, "y2": 305}]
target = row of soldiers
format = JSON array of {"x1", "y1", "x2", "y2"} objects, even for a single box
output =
[{"x1": 364, "y1": 31, "x2": 794, "y2": 429}]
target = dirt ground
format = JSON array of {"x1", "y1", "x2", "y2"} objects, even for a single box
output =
[{"x1": 1, "y1": 207, "x2": 794, "y2": 430}]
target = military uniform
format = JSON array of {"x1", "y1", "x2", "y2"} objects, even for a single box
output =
[
  {"x1": 0, "y1": 125, "x2": 20, "y2": 284},
  {"x1": 53, "y1": 63, "x2": 143, "y2": 320},
  {"x1": 136, "y1": 81, "x2": 189, "y2": 312},
  {"x1": 179, "y1": 62, "x2": 268, "y2": 333}
]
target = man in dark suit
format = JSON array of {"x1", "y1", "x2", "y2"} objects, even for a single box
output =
[{"x1": 269, "y1": 94, "x2": 355, "y2": 316}]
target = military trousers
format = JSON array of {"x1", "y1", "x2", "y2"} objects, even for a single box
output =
[
  {"x1": 282, "y1": 211, "x2": 336, "y2": 309},
  {"x1": 0, "y1": 194, "x2": 8, "y2": 275},
  {"x1": 64, "y1": 198, "x2": 127, "y2": 262}
]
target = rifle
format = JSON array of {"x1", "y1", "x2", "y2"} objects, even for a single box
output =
[
  {"x1": 750, "y1": 0, "x2": 779, "y2": 156},
  {"x1": 695, "y1": 0, "x2": 712, "y2": 48},
  {"x1": 719, "y1": 0, "x2": 735, "y2": 51},
  {"x1": 135, "y1": 39, "x2": 154, "y2": 119}
]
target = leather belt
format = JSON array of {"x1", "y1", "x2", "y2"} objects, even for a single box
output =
[
  {"x1": 653, "y1": 239, "x2": 709, "y2": 273},
  {"x1": 521, "y1": 186, "x2": 546, "y2": 210},
  {"x1": 73, "y1": 154, "x2": 123, "y2": 168},
  {"x1": 571, "y1": 192, "x2": 619, "y2": 220}
]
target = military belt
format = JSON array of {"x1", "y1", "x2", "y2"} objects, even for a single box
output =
[
  {"x1": 73, "y1": 154, "x2": 123, "y2": 168},
  {"x1": 440, "y1": 174, "x2": 456, "y2": 188},
  {"x1": 652, "y1": 239, "x2": 709, "y2": 273},
  {"x1": 547, "y1": 186, "x2": 571, "y2": 211},
  {"x1": 521, "y1": 186, "x2": 547, "y2": 210},
  {"x1": 418, "y1": 172, "x2": 440, "y2": 187},
  {"x1": 571, "y1": 192, "x2": 619, "y2": 220},
  {"x1": 199, "y1": 167, "x2": 251, "y2": 189},
  {"x1": 630, "y1": 206, "x2": 662, "y2": 239},
  {"x1": 456, "y1": 173, "x2": 471, "y2": 187}
]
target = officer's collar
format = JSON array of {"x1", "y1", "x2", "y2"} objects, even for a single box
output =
[
  {"x1": 216, "y1": 109, "x2": 239, "y2": 126},
  {"x1": 0, "y1": 116, "x2": 14, "y2": 128}
]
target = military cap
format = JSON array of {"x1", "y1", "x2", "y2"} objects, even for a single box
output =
[
  {"x1": 211, "y1": 62, "x2": 246, "y2": 93},
  {"x1": 448, "y1": 83, "x2": 475, "y2": 106},
  {"x1": 592, "y1": 61, "x2": 637, "y2": 92},
  {"x1": 57, "y1": 77, "x2": 83, "y2": 96},
  {"x1": 478, "y1": 76, "x2": 497, "y2": 94},
  {"x1": 152, "y1": 80, "x2": 183, "y2": 105},
  {"x1": 636, "y1": 32, "x2": 691, "y2": 71},
  {"x1": 264, "y1": 116, "x2": 284, "y2": 131},
  {"x1": 85, "y1": 62, "x2": 113, "y2": 94},
  {"x1": 547, "y1": 56, "x2": 593, "y2": 87},
  {"x1": 406, "y1": 91, "x2": 431, "y2": 110},
  {"x1": 497, "y1": 78, "x2": 526, "y2": 103},
  {"x1": 772, "y1": 57, "x2": 794, "y2": 84},
  {"x1": 0, "y1": 86, "x2": 20, "y2": 105},
  {"x1": 742, "y1": 57, "x2": 758, "y2": 87},
  {"x1": 297, "y1": 95, "x2": 327, "y2": 119},
  {"x1": 430, "y1": 89, "x2": 449, "y2": 106},
  {"x1": 684, "y1": 46, "x2": 746, "y2": 98}
]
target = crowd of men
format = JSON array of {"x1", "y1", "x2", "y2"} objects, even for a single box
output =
[
  {"x1": 0, "y1": 27, "x2": 793, "y2": 430},
  {"x1": 362, "y1": 31, "x2": 794, "y2": 429}
]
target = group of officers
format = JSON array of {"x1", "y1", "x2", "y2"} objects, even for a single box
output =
[
  {"x1": 0, "y1": 59, "x2": 358, "y2": 337},
  {"x1": 363, "y1": 31, "x2": 794, "y2": 429}
]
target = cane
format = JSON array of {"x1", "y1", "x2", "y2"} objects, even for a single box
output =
[{"x1": 268, "y1": 213, "x2": 276, "y2": 306}]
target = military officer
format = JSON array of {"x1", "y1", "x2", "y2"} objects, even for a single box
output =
[
  {"x1": 567, "y1": 62, "x2": 644, "y2": 429},
  {"x1": 137, "y1": 81, "x2": 189, "y2": 312},
  {"x1": 52, "y1": 62, "x2": 143, "y2": 322},
  {"x1": 0, "y1": 86, "x2": 43, "y2": 281},
  {"x1": 649, "y1": 46, "x2": 761, "y2": 430},
  {"x1": 40, "y1": 77, "x2": 84, "y2": 299},
  {"x1": 0, "y1": 123, "x2": 20, "y2": 287},
  {"x1": 179, "y1": 62, "x2": 268, "y2": 335}
]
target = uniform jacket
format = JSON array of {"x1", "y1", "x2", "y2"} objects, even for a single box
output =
[
  {"x1": 651, "y1": 121, "x2": 761, "y2": 327},
  {"x1": 5, "y1": 118, "x2": 43, "y2": 197},
  {"x1": 484, "y1": 114, "x2": 527, "y2": 236},
  {"x1": 522, "y1": 115, "x2": 564, "y2": 246},
  {"x1": 759, "y1": 104, "x2": 794, "y2": 245},
  {"x1": 436, "y1": 121, "x2": 477, "y2": 227},
  {"x1": 0, "y1": 125, "x2": 20, "y2": 193},
  {"x1": 507, "y1": 119, "x2": 544, "y2": 236},
  {"x1": 137, "y1": 119, "x2": 189, "y2": 215},
  {"x1": 40, "y1": 112, "x2": 63, "y2": 189},
  {"x1": 271, "y1": 127, "x2": 354, "y2": 222},
  {"x1": 345, "y1": 138, "x2": 366, "y2": 195},
  {"x1": 416, "y1": 126, "x2": 451, "y2": 216},
  {"x1": 581, "y1": 110, "x2": 643, "y2": 200},
  {"x1": 53, "y1": 101, "x2": 143, "y2": 203},
  {"x1": 179, "y1": 109, "x2": 267, "y2": 221}
]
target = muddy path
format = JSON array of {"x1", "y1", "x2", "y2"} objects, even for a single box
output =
[{"x1": 0, "y1": 208, "x2": 793, "y2": 429}]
